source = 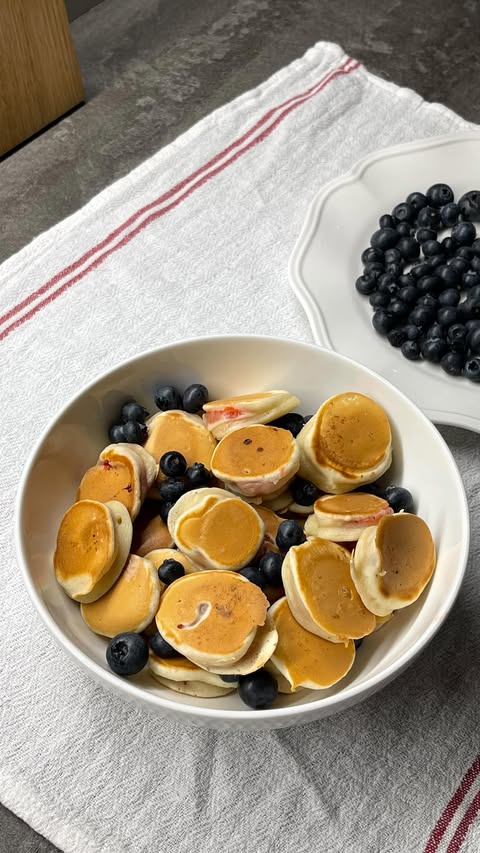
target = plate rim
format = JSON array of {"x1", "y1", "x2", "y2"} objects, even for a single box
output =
[{"x1": 289, "y1": 130, "x2": 480, "y2": 434}]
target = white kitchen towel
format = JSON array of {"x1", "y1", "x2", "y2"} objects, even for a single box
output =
[{"x1": 1, "y1": 41, "x2": 479, "y2": 853}]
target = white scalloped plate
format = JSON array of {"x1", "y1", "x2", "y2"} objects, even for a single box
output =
[{"x1": 289, "y1": 132, "x2": 480, "y2": 433}]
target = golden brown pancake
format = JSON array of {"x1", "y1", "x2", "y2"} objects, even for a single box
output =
[
  {"x1": 282, "y1": 537, "x2": 376, "y2": 643},
  {"x1": 77, "y1": 446, "x2": 141, "y2": 519},
  {"x1": 81, "y1": 554, "x2": 161, "y2": 637},
  {"x1": 254, "y1": 505, "x2": 283, "y2": 555},
  {"x1": 351, "y1": 513, "x2": 436, "y2": 616},
  {"x1": 156, "y1": 570, "x2": 269, "y2": 667},
  {"x1": 269, "y1": 597, "x2": 355, "y2": 690},
  {"x1": 168, "y1": 488, "x2": 264, "y2": 570},
  {"x1": 148, "y1": 652, "x2": 235, "y2": 687},
  {"x1": 297, "y1": 392, "x2": 392, "y2": 493},
  {"x1": 211, "y1": 424, "x2": 299, "y2": 498},
  {"x1": 144, "y1": 410, "x2": 216, "y2": 476},
  {"x1": 304, "y1": 492, "x2": 393, "y2": 541}
]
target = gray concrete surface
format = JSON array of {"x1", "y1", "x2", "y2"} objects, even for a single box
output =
[{"x1": 1, "y1": 0, "x2": 479, "y2": 850}]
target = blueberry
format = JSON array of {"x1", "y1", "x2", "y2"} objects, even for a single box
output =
[
  {"x1": 220, "y1": 674, "x2": 239, "y2": 683},
  {"x1": 459, "y1": 298, "x2": 480, "y2": 321},
  {"x1": 238, "y1": 669, "x2": 278, "y2": 709},
  {"x1": 258, "y1": 552, "x2": 284, "y2": 586},
  {"x1": 385, "y1": 261, "x2": 404, "y2": 276},
  {"x1": 182, "y1": 383, "x2": 209, "y2": 413},
  {"x1": 109, "y1": 423, "x2": 126, "y2": 443},
  {"x1": 383, "y1": 485, "x2": 414, "y2": 513},
  {"x1": 388, "y1": 299, "x2": 409, "y2": 320},
  {"x1": 398, "y1": 273, "x2": 416, "y2": 288},
  {"x1": 122, "y1": 420, "x2": 148, "y2": 444},
  {"x1": 440, "y1": 351, "x2": 465, "y2": 376},
  {"x1": 421, "y1": 338, "x2": 448, "y2": 363},
  {"x1": 387, "y1": 327, "x2": 408, "y2": 348},
  {"x1": 410, "y1": 305, "x2": 436, "y2": 327},
  {"x1": 422, "y1": 240, "x2": 443, "y2": 258},
  {"x1": 276, "y1": 520, "x2": 306, "y2": 552},
  {"x1": 440, "y1": 203, "x2": 460, "y2": 228},
  {"x1": 411, "y1": 262, "x2": 433, "y2": 280},
  {"x1": 466, "y1": 320, "x2": 480, "y2": 337},
  {"x1": 458, "y1": 190, "x2": 480, "y2": 222},
  {"x1": 291, "y1": 477, "x2": 320, "y2": 506},
  {"x1": 154, "y1": 384, "x2": 182, "y2": 411},
  {"x1": 437, "y1": 307, "x2": 459, "y2": 327},
  {"x1": 441, "y1": 236, "x2": 458, "y2": 257},
  {"x1": 270, "y1": 412, "x2": 304, "y2": 437},
  {"x1": 149, "y1": 631, "x2": 178, "y2": 658},
  {"x1": 159, "y1": 478, "x2": 186, "y2": 503},
  {"x1": 469, "y1": 286, "x2": 480, "y2": 300},
  {"x1": 396, "y1": 237, "x2": 420, "y2": 261},
  {"x1": 364, "y1": 261, "x2": 385, "y2": 278},
  {"x1": 456, "y1": 246, "x2": 474, "y2": 261},
  {"x1": 121, "y1": 401, "x2": 149, "y2": 423},
  {"x1": 417, "y1": 295, "x2": 438, "y2": 309},
  {"x1": 354, "y1": 638, "x2": 364, "y2": 650},
  {"x1": 158, "y1": 558, "x2": 185, "y2": 585},
  {"x1": 239, "y1": 566, "x2": 265, "y2": 588},
  {"x1": 416, "y1": 206, "x2": 441, "y2": 229},
  {"x1": 371, "y1": 228, "x2": 399, "y2": 251},
  {"x1": 430, "y1": 255, "x2": 447, "y2": 270},
  {"x1": 464, "y1": 357, "x2": 480, "y2": 382},
  {"x1": 438, "y1": 288, "x2": 460, "y2": 307},
  {"x1": 398, "y1": 285, "x2": 418, "y2": 305},
  {"x1": 379, "y1": 214, "x2": 395, "y2": 228},
  {"x1": 361, "y1": 247, "x2": 384, "y2": 265},
  {"x1": 447, "y1": 324, "x2": 468, "y2": 353},
  {"x1": 372, "y1": 310, "x2": 393, "y2": 335},
  {"x1": 377, "y1": 277, "x2": 399, "y2": 298},
  {"x1": 417, "y1": 275, "x2": 441, "y2": 295},
  {"x1": 369, "y1": 291, "x2": 391, "y2": 308},
  {"x1": 396, "y1": 222, "x2": 414, "y2": 238},
  {"x1": 185, "y1": 462, "x2": 211, "y2": 488},
  {"x1": 159, "y1": 501, "x2": 174, "y2": 523},
  {"x1": 406, "y1": 191, "x2": 428, "y2": 212},
  {"x1": 448, "y1": 257, "x2": 470, "y2": 276},
  {"x1": 401, "y1": 340, "x2": 421, "y2": 360},
  {"x1": 384, "y1": 248, "x2": 402, "y2": 265},
  {"x1": 452, "y1": 222, "x2": 476, "y2": 246},
  {"x1": 471, "y1": 258, "x2": 480, "y2": 274},
  {"x1": 437, "y1": 265, "x2": 460, "y2": 287},
  {"x1": 392, "y1": 201, "x2": 415, "y2": 223},
  {"x1": 160, "y1": 451, "x2": 187, "y2": 478},
  {"x1": 106, "y1": 633, "x2": 149, "y2": 676},
  {"x1": 472, "y1": 239, "x2": 480, "y2": 256},
  {"x1": 404, "y1": 324, "x2": 422, "y2": 341},
  {"x1": 356, "y1": 481, "x2": 385, "y2": 497},
  {"x1": 416, "y1": 227, "x2": 437, "y2": 244},
  {"x1": 303, "y1": 414, "x2": 314, "y2": 424},
  {"x1": 469, "y1": 328, "x2": 480, "y2": 354},
  {"x1": 464, "y1": 272, "x2": 480, "y2": 291},
  {"x1": 426, "y1": 323, "x2": 445, "y2": 340},
  {"x1": 426, "y1": 183, "x2": 454, "y2": 208}
]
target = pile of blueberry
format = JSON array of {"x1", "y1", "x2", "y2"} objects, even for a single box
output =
[
  {"x1": 108, "y1": 382, "x2": 209, "y2": 445},
  {"x1": 355, "y1": 185, "x2": 480, "y2": 380}
]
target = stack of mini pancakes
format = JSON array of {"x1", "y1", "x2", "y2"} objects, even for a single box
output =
[{"x1": 53, "y1": 387, "x2": 436, "y2": 701}]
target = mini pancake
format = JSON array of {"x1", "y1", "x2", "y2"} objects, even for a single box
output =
[
  {"x1": 297, "y1": 392, "x2": 392, "y2": 494},
  {"x1": 131, "y1": 502, "x2": 174, "y2": 556},
  {"x1": 144, "y1": 410, "x2": 216, "y2": 478},
  {"x1": 150, "y1": 675, "x2": 236, "y2": 698},
  {"x1": 282, "y1": 537, "x2": 376, "y2": 643},
  {"x1": 113, "y1": 443, "x2": 159, "y2": 497},
  {"x1": 269, "y1": 597, "x2": 355, "y2": 690},
  {"x1": 156, "y1": 570, "x2": 269, "y2": 668},
  {"x1": 54, "y1": 500, "x2": 132, "y2": 602},
  {"x1": 350, "y1": 513, "x2": 436, "y2": 616},
  {"x1": 77, "y1": 445, "x2": 143, "y2": 519},
  {"x1": 211, "y1": 424, "x2": 299, "y2": 498},
  {"x1": 81, "y1": 554, "x2": 161, "y2": 637},
  {"x1": 148, "y1": 652, "x2": 235, "y2": 687},
  {"x1": 199, "y1": 612, "x2": 278, "y2": 676},
  {"x1": 203, "y1": 390, "x2": 300, "y2": 440},
  {"x1": 262, "y1": 488, "x2": 293, "y2": 514},
  {"x1": 304, "y1": 493, "x2": 393, "y2": 542},
  {"x1": 144, "y1": 547, "x2": 197, "y2": 575},
  {"x1": 168, "y1": 488, "x2": 264, "y2": 570}
]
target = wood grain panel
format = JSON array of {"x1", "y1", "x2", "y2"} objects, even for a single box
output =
[{"x1": 0, "y1": 0, "x2": 84, "y2": 155}]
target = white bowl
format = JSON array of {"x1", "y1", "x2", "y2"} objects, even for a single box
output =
[{"x1": 15, "y1": 335, "x2": 469, "y2": 730}]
